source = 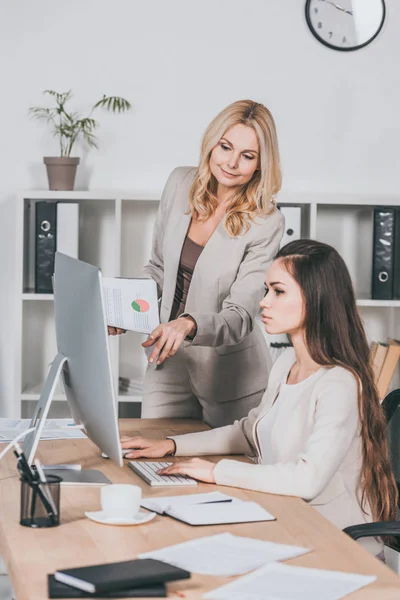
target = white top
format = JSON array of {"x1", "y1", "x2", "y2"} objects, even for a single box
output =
[{"x1": 256, "y1": 370, "x2": 325, "y2": 464}]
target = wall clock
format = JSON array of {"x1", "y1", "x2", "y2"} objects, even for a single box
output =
[{"x1": 305, "y1": 0, "x2": 386, "y2": 51}]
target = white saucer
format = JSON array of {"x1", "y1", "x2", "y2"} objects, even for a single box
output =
[{"x1": 85, "y1": 510, "x2": 156, "y2": 526}]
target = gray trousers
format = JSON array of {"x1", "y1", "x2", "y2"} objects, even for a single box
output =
[{"x1": 141, "y1": 346, "x2": 265, "y2": 428}]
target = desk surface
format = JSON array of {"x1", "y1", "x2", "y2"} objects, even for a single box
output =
[{"x1": 1, "y1": 418, "x2": 400, "y2": 600}]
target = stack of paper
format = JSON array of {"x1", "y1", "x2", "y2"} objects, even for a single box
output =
[
  {"x1": 204, "y1": 562, "x2": 376, "y2": 600},
  {"x1": 0, "y1": 419, "x2": 86, "y2": 442},
  {"x1": 138, "y1": 533, "x2": 309, "y2": 577}
]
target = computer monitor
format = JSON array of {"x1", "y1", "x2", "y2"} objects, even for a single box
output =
[{"x1": 23, "y1": 252, "x2": 123, "y2": 473}]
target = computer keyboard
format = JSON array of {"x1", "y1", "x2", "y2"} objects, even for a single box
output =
[{"x1": 128, "y1": 460, "x2": 198, "y2": 487}]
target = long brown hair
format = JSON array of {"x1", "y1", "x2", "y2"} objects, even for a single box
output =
[
  {"x1": 276, "y1": 239, "x2": 397, "y2": 522},
  {"x1": 189, "y1": 99, "x2": 282, "y2": 237}
]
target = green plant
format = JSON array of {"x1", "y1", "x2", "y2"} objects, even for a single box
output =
[{"x1": 29, "y1": 90, "x2": 131, "y2": 157}]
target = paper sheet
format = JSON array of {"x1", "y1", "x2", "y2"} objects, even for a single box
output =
[
  {"x1": 102, "y1": 277, "x2": 159, "y2": 334},
  {"x1": 0, "y1": 419, "x2": 86, "y2": 442},
  {"x1": 204, "y1": 562, "x2": 376, "y2": 600},
  {"x1": 138, "y1": 533, "x2": 310, "y2": 576}
]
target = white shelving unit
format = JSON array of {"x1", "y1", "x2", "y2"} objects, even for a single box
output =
[{"x1": 5, "y1": 190, "x2": 400, "y2": 418}]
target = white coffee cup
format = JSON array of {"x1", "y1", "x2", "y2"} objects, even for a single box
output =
[{"x1": 101, "y1": 484, "x2": 142, "y2": 519}]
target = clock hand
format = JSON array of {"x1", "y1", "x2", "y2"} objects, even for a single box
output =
[{"x1": 319, "y1": 0, "x2": 353, "y2": 15}]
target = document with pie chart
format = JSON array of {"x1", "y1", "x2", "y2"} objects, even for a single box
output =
[{"x1": 102, "y1": 277, "x2": 159, "y2": 334}]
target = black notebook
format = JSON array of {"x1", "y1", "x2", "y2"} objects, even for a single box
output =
[
  {"x1": 54, "y1": 558, "x2": 190, "y2": 594},
  {"x1": 47, "y1": 575, "x2": 166, "y2": 598}
]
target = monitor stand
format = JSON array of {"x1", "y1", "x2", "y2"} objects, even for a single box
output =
[{"x1": 23, "y1": 353, "x2": 111, "y2": 486}]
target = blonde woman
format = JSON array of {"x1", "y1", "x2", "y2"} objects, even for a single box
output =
[{"x1": 111, "y1": 100, "x2": 284, "y2": 427}]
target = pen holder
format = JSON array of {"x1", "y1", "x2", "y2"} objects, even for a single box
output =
[{"x1": 20, "y1": 474, "x2": 62, "y2": 528}]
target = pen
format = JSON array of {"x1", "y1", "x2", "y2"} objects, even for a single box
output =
[
  {"x1": 13, "y1": 445, "x2": 37, "y2": 483},
  {"x1": 34, "y1": 459, "x2": 58, "y2": 517},
  {"x1": 201, "y1": 500, "x2": 233, "y2": 504},
  {"x1": 14, "y1": 450, "x2": 32, "y2": 481},
  {"x1": 30, "y1": 486, "x2": 37, "y2": 525},
  {"x1": 30, "y1": 477, "x2": 57, "y2": 526},
  {"x1": 13, "y1": 445, "x2": 57, "y2": 525}
]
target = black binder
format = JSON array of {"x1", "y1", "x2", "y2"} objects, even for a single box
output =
[
  {"x1": 35, "y1": 201, "x2": 57, "y2": 293},
  {"x1": 54, "y1": 558, "x2": 190, "y2": 595},
  {"x1": 393, "y1": 208, "x2": 400, "y2": 300},
  {"x1": 372, "y1": 207, "x2": 395, "y2": 300}
]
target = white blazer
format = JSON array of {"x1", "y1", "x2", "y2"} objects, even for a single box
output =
[{"x1": 171, "y1": 349, "x2": 382, "y2": 555}]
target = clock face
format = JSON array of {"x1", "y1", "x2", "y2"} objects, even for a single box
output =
[{"x1": 305, "y1": 0, "x2": 386, "y2": 51}]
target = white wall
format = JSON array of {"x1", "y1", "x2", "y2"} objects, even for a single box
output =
[
  {"x1": 0, "y1": 0, "x2": 399, "y2": 195},
  {"x1": 0, "y1": 0, "x2": 399, "y2": 413}
]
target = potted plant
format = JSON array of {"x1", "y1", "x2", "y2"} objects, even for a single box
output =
[{"x1": 29, "y1": 90, "x2": 131, "y2": 190}]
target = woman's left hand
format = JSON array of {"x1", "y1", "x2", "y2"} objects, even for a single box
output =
[
  {"x1": 142, "y1": 317, "x2": 196, "y2": 365},
  {"x1": 158, "y1": 458, "x2": 217, "y2": 483}
]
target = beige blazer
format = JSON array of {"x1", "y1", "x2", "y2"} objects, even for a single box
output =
[
  {"x1": 170, "y1": 348, "x2": 381, "y2": 554},
  {"x1": 143, "y1": 166, "x2": 285, "y2": 402}
]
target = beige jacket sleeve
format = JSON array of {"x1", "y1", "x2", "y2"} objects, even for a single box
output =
[
  {"x1": 170, "y1": 423, "x2": 255, "y2": 457},
  {"x1": 213, "y1": 372, "x2": 359, "y2": 501},
  {"x1": 142, "y1": 168, "x2": 182, "y2": 298},
  {"x1": 185, "y1": 209, "x2": 284, "y2": 347}
]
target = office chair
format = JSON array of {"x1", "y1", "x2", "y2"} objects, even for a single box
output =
[{"x1": 343, "y1": 388, "x2": 400, "y2": 572}]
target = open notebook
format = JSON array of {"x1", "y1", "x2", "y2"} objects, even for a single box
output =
[{"x1": 141, "y1": 492, "x2": 275, "y2": 526}]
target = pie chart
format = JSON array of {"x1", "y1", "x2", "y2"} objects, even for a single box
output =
[{"x1": 131, "y1": 299, "x2": 150, "y2": 313}]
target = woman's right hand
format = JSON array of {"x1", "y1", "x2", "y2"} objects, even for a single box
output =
[
  {"x1": 108, "y1": 326, "x2": 126, "y2": 336},
  {"x1": 120, "y1": 436, "x2": 175, "y2": 459}
]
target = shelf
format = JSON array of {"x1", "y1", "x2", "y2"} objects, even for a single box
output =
[
  {"x1": 21, "y1": 190, "x2": 160, "y2": 202},
  {"x1": 278, "y1": 192, "x2": 400, "y2": 207},
  {"x1": 21, "y1": 393, "x2": 143, "y2": 403},
  {"x1": 21, "y1": 391, "x2": 66, "y2": 402},
  {"x1": 21, "y1": 388, "x2": 142, "y2": 403},
  {"x1": 7, "y1": 188, "x2": 400, "y2": 419},
  {"x1": 356, "y1": 299, "x2": 400, "y2": 308},
  {"x1": 21, "y1": 190, "x2": 400, "y2": 207},
  {"x1": 23, "y1": 293, "x2": 54, "y2": 300},
  {"x1": 117, "y1": 393, "x2": 143, "y2": 403},
  {"x1": 22, "y1": 294, "x2": 400, "y2": 307}
]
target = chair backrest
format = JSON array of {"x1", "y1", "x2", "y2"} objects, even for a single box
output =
[{"x1": 382, "y1": 389, "x2": 400, "y2": 494}]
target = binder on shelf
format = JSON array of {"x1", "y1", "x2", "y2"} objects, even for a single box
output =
[
  {"x1": 35, "y1": 201, "x2": 57, "y2": 293},
  {"x1": 278, "y1": 206, "x2": 301, "y2": 248},
  {"x1": 23, "y1": 200, "x2": 36, "y2": 292},
  {"x1": 371, "y1": 342, "x2": 388, "y2": 384},
  {"x1": 376, "y1": 340, "x2": 400, "y2": 401},
  {"x1": 371, "y1": 208, "x2": 395, "y2": 300},
  {"x1": 56, "y1": 202, "x2": 79, "y2": 258},
  {"x1": 393, "y1": 208, "x2": 400, "y2": 300},
  {"x1": 369, "y1": 342, "x2": 379, "y2": 367}
]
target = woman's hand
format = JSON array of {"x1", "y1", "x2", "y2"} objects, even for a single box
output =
[
  {"x1": 142, "y1": 317, "x2": 196, "y2": 365},
  {"x1": 120, "y1": 436, "x2": 174, "y2": 459},
  {"x1": 108, "y1": 326, "x2": 126, "y2": 336},
  {"x1": 158, "y1": 458, "x2": 216, "y2": 484}
]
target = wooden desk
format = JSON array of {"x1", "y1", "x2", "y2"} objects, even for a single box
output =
[{"x1": 1, "y1": 419, "x2": 400, "y2": 599}]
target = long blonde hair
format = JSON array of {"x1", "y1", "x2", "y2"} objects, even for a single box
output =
[{"x1": 189, "y1": 99, "x2": 282, "y2": 237}]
